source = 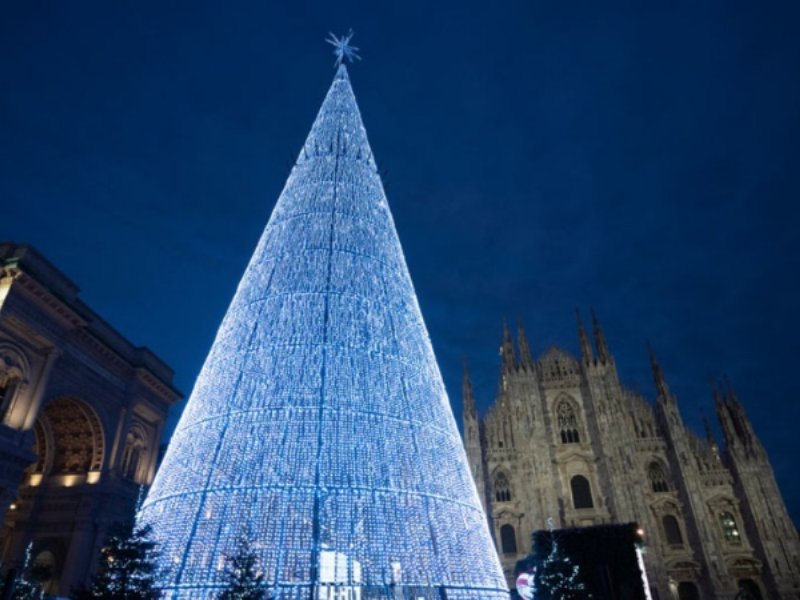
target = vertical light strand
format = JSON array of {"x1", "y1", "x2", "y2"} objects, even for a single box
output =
[{"x1": 310, "y1": 120, "x2": 342, "y2": 596}]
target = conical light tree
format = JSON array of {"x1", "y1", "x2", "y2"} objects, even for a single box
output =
[{"x1": 139, "y1": 51, "x2": 508, "y2": 599}]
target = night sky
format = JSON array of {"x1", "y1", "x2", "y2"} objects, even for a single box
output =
[{"x1": 2, "y1": 2, "x2": 799, "y2": 523}]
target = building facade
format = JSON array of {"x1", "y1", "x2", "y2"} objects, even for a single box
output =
[
  {"x1": 0, "y1": 242, "x2": 181, "y2": 596},
  {"x1": 464, "y1": 313, "x2": 800, "y2": 600}
]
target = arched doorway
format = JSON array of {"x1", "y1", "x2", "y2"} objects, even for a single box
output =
[
  {"x1": 736, "y1": 579, "x2": 763, "y2": 600},
  {"x1": 677, "y1": 581, "x2": 700, "y2": 600},
  {"x1": 43, "y1": 397, "x2": 104, "y2": 476},
  {"x1": 33, "y1": 549, "x2": 60, "y2": 596}
]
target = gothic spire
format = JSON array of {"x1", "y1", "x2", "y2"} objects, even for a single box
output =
[
  {"x1": 723, "y1": 376, "x2": 743, "y2": 409},
  {"x1": 500, "y1": 318, "x2": 517, "y2": 373},
  {"x1": 701, "y1": 408, "x2": 716, "y2": 446},
  {"x1": 591, "y1": 307, "x2": 610, "y2": 363},
  {"x1": 576, "y1": 308, "x2": 593, "y2": 364},
  {"x1": 713, "y1": 379, "x2": 737, "y2": 449},
  {"x1": 647, "y1": 341, "x2": 670, "y2": 399},
  {"x1": 517, "y1": 319, "x2": 534, "y2": 371},
  {"x1": 723, "y1": 376, "x2": 755, "y2": 448},
  {"x1": 463, "y1": 359, "x2": 477, "y2": 419}
]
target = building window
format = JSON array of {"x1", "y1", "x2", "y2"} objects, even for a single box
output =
[
  {"x1": 737, "y1": 579, "x2": 763, "y2": 600},
  {"x1": 719, "y1": 511, "x2": 742, "y2": 544},
  {"x1": 44, "y1": 397, "x2": 104, "y2": 474},
  {"x1": 677, "y1": 582, "x2": 700, "y2": 600},
  {"x1": 570, "y1": 475, "x2": 593, "y2": 509},
  {"x1": 500, "y1": 524, "x2": 517, "y2": 554},
  {"x1": 556, "y1": 400, "x2": 580, "y2": 444},
  {"x1": 121, "y1": 443, "x2": 141, "y2": 480},
  {"x1": 121, "y1": 427, "x2": 147, "y2": 481},
  {"x1": 494, "y1": 472, "x2": 511, "y2": 502},
  {"x1": 33, "y1": 550, "x2": 59, "y2": 596},
  {"x1": 0, "y1": 349, "x2": 28, "y2": 424},
  {"x1": 662, "y1": 515, "x2": 683, "y2": 545},
  {"x1": 30, "y1": 419, "x2": 49, "y2": 475},
  {"x1": 648, "y1": 462, "x2": 669, "y2": 493},
  {"x1": 0, "y1": 371, "x2": 20, "y2": 422}
]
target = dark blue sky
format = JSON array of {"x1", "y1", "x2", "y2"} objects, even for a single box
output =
[{"x1": 2, "y1": 2, "x2": 799, "y2": 522}]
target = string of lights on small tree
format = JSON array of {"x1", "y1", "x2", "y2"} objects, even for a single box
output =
[
  {"x1": 8, "y1": 542, "x2": 50, "y2": 600},
  {"x1": 216, "y1": 536, "x2": 269, "y2": 600},
  {"x1": 533, "y1": 519, "x2": 592, "y2": 600},
  {"x1": 70, "y1": 522, "x2": 160, "y2": 600}
]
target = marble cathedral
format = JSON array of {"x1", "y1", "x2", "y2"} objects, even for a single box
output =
[{"x1": 463, "y1": 312, "x2": 800, "y2": 600}]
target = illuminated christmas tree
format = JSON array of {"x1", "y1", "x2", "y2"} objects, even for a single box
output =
[
  {"x1": 534, "y1": 529, "x2": 591, "y2": 600},
  {"x1": 10, "y1": 542, "x2": 50, "y2": 600},
  {"x1": 70, "y1": 522, "x2": 160, "y2": 600},
  {"x1": 534, "y1": 538, "x2": 591, "y2": 600},
  {"x1": 139, "y1": 37, "x2": 507, "y2": 599},
  {"x1": 217, "y1": 537, "x2": 268, "y2": 600}
]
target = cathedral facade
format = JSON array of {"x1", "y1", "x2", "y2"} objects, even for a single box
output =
[
  {"x1": 463, "y1": 312, "x2": 800, "y2": 600},
  {"x1": 0, "y1": 242, "x2": 181, "y2": 595}
]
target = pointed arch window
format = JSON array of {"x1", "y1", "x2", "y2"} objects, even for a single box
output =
[
  {"x1": 677, "y1": 582, "x2": 700, "y2": 600},
  {"x1": 30, "y1": 419, "x2": 49, "y2": 475},
  {"x1": 719, "y1": 511, "x2": 742, "y2": 544},
  {"x1": 121, "y1": 425, "x2": 149, "y2": 482},
  {"x1": 737, "y1": 579, "x2": 763, "y2": 600},
  {"x1": 494, "y1": 472, "x2": 511, "y2": 503},
  {"x1": 556, "y1": 400, "x2": 580, "y2": 444},
  {"x1": 500, "y1": 524, "x2": 518, "y2": 554},
  {"x1": 0, "y1": 373, "x2": 20, "y2": 421},
  {"x1": 648, "y1": 461, "x2": 670, "y2": 493},
  {"x1": 662, "y1": 515, "x2": 683, "y2": 545},
  {"x1": 0, "y1": 356, "x2": 25, "y2": 423},
  {"x1": 570, "y1": 475, "x2": 593, "y2": 509}
]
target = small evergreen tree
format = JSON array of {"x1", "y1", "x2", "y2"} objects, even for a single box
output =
[
  {"x1": 70, "y1": 521, "x2": 160, "y2": 600},
  {"x1": 534, "y1": 537, "x2": 591, "y2": 600},
  {"x1": 10, "y1": 542, "x2": 51, "y2": 600},
  {"x1": 216, "y1": 536, "x2": 268, "y2": 600}
]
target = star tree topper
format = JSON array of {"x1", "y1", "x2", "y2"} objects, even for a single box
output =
[{"x1": 326, "y1": 29, "x2": 361, "y2": 66}]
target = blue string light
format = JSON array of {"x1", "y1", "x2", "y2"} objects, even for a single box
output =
[{"x1": 139, "y1": 64, "x2": 508, "y2": 599}]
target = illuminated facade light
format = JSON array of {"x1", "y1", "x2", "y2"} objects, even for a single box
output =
[
  {"x1": 60, "y1": 474, "x2": 82, "y2": 488},
  {"x1": 138, "y1": 65, "x2": 508, "y2": 598}
]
